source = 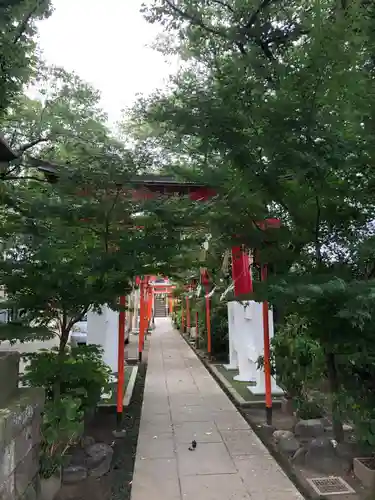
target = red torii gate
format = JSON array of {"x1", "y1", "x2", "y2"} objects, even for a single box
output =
[
  {"x1": 107, "y1": 177, "x2": 279, "y2": 424},
  {"x1": 38, "y1": 165, "x2": 279, "y2": 424},
  {"x1": 124, "y1": 176, "x2": 280, "y2": 424}
]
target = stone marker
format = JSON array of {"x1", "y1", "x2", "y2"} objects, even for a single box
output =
[
  {"x1": 304, "y1": 437, "x2": 336, "y2": 472},
  {"x1": 62, "y1": 465, "x2": 88, "y2": 484},
  {"x1": 273, "y1": 430, "x2": 300, "y2": 456},
  {"x1": 294, "y1": 419, "x2": 325, "y2": 438},
  {"x1": 86, "y1": 443, "x2": 113, "y2": 478}
]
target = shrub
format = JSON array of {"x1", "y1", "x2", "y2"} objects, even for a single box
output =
[
  {"x1": 195, "y1": 297, "x2": 228, "y2": 359},
  {"x1": 258, "y1": 313, "x2": 325, "y2": 400},
  {"x1": 22, "y1": 344, "x2": 111, "y2": 413},
  {"x1": 39, "y1": 396, "x2": 83, "y2": 479}
]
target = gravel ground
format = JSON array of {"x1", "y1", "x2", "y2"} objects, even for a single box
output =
[{"x1": 56, "y1": 362, "x2": 147, "y2": 500}]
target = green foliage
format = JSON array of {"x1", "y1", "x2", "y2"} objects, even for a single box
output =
[
  {"x1": 0, "y1": 84, "x2": 203, "y2": 351},
  {"x1": 127, "y1": 0, "x2": 375, "y2": 448},
  {"x1": 0, "y1": 0, "x2": 53, "y2": 115},
  {"x1": 258, "y1": 313, "x2": 324, "y2": 400},
  {"x1": 296, "y1": 399, "x2": 324, "y2": 420},
  {"x1": 193, "y1": 296, "x2": 228, "y2": 359},
  {"x1": 173, "y1": 309, "x2": 182, "y2": 330},
  {"x1": 39, "y1": 396, "x2": 83, "y2": 479},
  {"x1": 22, "y1": 344, "x2": 111, "y2": 413},
  {"x1": 0, "y1": 320, "x2": 55, "y2": 344}
]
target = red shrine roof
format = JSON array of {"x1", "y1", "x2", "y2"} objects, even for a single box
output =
[{"x1": 34, "y1": 160, "x2": 216, "y2": 198}]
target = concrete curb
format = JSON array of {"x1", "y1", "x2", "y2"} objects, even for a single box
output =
[
  {"x1": 209, "y1": 364, "x2": 280, "y2": 408},
  {"x1": 124, "y1": 365, "x2": 138, "y2": 406},
  {"x1": 99, "y1": 365, "x2": 138, "y2": 408},
  {"x1": 180, "y1": 333, "x2": 282, "y2": 408}
]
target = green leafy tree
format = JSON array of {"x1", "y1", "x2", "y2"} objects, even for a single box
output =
[
  {"x1": 0, "y1": 0, "x2": 53, "y2": 115},
  {"x1": 1, "y1": 65, "x2": 108, "y2": 180},
  {"x1": 128, "y1": 0, "x2": 375, "y2": 444}
]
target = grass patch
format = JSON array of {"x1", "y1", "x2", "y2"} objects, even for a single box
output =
[
  {"x1": 100, "y1": 365, "x2": 135, "y2": 406},
  {"x1": 214, "y1": 364, "x2": 266, "y2": 402}
]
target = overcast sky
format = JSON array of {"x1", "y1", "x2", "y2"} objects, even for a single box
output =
[{"x1": 37, "y1": 0, "x2": 177, "y2": 127}]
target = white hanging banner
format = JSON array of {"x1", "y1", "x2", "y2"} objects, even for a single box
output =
[
  {"x1": 203, "y1": 234, "x2": 212, "y2": 251},
  {"x1": 220, "y1": 282, "x2": 234, "y2": 301},
  {"x1": 205, "y1": 286, "x2": 216, "y2": 299}
]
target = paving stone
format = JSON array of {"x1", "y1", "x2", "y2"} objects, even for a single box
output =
[
  {"x1": 204, "y1": 394, "x2": 235, "y2": 411},
  {"x1": 176, "y1": 441, "x2": 237, "y2": 476},
  {"x1": 136, "y1": 435, "x2": 175, "y2": 459},
  {"x1": 213, "y1": 410, "x2": 250, "y2": 431},
  {"x1": 234, "y1": 455, "x2": 304, "y2": 500},
  {"x1": 173, "y1": 421, "x2": 222, "y2": 444},
  {"x1": 142, "y1": 395, "x2": 170, "y2": 414},
  {"x1": 131, "y1": 458, "x2": 180, "y2": 500},
  {"x1": 171, "y1": 405, "x2": 212, "y2": 423},
  {"x1": 180, "y1": 473, "x2": 251, "y2": 500},
  {"x1": 131, "y1": 319, "x2": 305, "y2": 500},
  {"x1": 169, "y1": 394, "x2": 204, "y2": 407},
  {"x1": 138, "y1": 419, "x2": 173, "y2": 436},
  {"x1": 220, "y1": 429, "x2": 268, "y2": 456}
]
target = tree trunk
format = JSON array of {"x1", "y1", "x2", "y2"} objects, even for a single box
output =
[
  {"x1": 59, "y1": 328, "x2": 69, "y2": 354},
  {"x1": 53, "y1": 328, "x2": 70, "y2": 401},
  {"x1": 325, "y1": 351, "x2": 344, "y2": 442}
]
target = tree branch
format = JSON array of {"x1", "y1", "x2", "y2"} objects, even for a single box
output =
[
  {"x1": 3, "y1": 175, "x2": 50, "y2": 182},
  {"x1": 209, "y1": 0, "x2": 234, "y2": 13},
  {"x1": 12, "y1": 4, "x2": 39, "y2": 45},
  {"x1": 244, "y1": 0, "x2": 279, "y2": 29},
  {"x1": 17, "y1": 136, "x2": 50, "y2": 154},
  {"x1": 164, "y1": 0, "x2": 227, "y2": 38}
]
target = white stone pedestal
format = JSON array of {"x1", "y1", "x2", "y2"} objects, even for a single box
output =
[
  {"x1": 87, "y1": 305, "x2": 119, "y2": 374},
  {"x1": 224, "y1": 300, "x2": 283, "y2": 395},
  {"x1": 189, "y1": 326, "x2": 196, "y2": 341}
]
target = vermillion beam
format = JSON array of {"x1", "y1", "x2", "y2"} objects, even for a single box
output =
[
  {"x1": 138, "y1": 279, "x2": 146, "y2": 362},
  {"x1": 181, "y1": 301, "x2": 185, "y2": 332},
  {"x1": 117, "y1": 295, "x2": 126, "y2": 423},
  {"x1": 261, "y1": 263, "x2": 272, "y2": 425}
]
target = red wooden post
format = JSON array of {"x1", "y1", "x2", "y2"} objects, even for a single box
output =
[
  {"x1": 261, "y1": 264, "x2": 272, "y2": 424},
  {"x1": 117, "y1": 295, "x2": 126, "y2": 423},
  {"x1": 201, "y1": 269, "x2": 212, "y2": 357},
  {"x1": 257, "y1": 218, "x2": 280, "y2": 426},
  {"x1": 138, "y1": 279, "x2": 146, "y2": 362},
  {"x1": 181, "y1": 300, "x2": 185, "y2": 332}
]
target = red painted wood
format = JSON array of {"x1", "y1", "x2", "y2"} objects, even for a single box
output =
[
  {"x1": 117, "y1": 296, "x2": 126, "y2": 415},
  {"x1": 261, "y1": 264, "x2": 272, "y2": 411},
  {"x1": 231, "y1": 246, "x2": 253, "y2": 297}
]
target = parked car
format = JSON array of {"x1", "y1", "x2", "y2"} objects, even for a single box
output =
[
  {"x1": 69, "y1": 314, "x2": 130, "y2": 347},
  {"x1": 70, "y1": 315, "x2": 88, "y2": 347}
]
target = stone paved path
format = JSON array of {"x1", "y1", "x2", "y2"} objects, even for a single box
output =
[{"x1": 131, "y1": 318, "x2": 304, "y2": 500}]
